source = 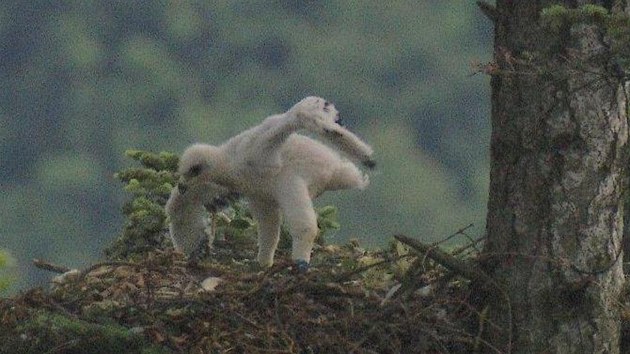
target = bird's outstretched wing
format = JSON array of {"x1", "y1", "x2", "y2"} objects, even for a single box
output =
[
  {"x1": 319, "y1": 122, "x2": 375, "y2": 169},
  {"x1": 230, "y1": 96, "x2": 375, "y2": 169}
]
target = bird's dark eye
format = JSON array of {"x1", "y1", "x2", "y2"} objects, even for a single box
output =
[{"x1": 188, "y1": 164, "x2": 203, "y2": 177}]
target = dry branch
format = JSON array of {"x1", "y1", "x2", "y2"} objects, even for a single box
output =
[
  {"x1": 393, "y1": 234, "x2": 493, "y2": 285},
  {"x1": 32, "y1": 259, "x2": 71, "y2": 274}
]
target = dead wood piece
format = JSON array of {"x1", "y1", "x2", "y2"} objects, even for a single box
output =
[
  {"x1": 33, "y1": 259, "x2": 72, "y2": 274},
  {"x1": 393, "y1": 234, "x2": 494, "y2": 286}
]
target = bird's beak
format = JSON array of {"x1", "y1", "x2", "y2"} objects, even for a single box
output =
[{"x1": 363, "y1": 159, "x2": 376, "y2": 169}]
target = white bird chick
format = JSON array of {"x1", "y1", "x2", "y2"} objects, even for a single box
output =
[{"x1": 165, "y1": 96, "x2": 375, "y2": 270}]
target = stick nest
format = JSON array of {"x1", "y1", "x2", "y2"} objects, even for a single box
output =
[{"x1": 1, "y1": 237, "x2": 484, "y2": 354}]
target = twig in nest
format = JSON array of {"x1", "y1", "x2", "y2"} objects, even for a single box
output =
[
  {"x1": 333, "y1": 254, "x2": 414, "y2": 283},
  {"x1": 393, "y1": 234, "x2": 493, "y2": 286},
  {"x1": 33, "y1": 259, "x2": 72, "y2": 274},
  {"x1": 394, "y1": 234, "x2": 514, "y2": 351},
  {"x1": 433, "y1": 223, "x2": 475, "y2": 247},
  {"x1": 77, "y1": 261, "x2": 150, "y2": 281},
  {"x1": 451, "y1": 236, "x2": 485, "y2": 257}
]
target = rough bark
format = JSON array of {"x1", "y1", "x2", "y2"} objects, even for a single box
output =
[{"x1": 481, "y1": 1, "x2": 627, "y2": 353}]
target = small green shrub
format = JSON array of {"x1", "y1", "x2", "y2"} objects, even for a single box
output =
[
  {"x1": 105, "y1": 150, "x2": 178, "y2": 260},
  {"x1": 106, "y1": 149, "x2": 342, "y2": 260},
  {"x1": 0, "y1": 249, "x2": 14, "y2": 294}
]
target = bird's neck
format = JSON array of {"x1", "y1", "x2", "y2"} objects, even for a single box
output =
[{"x1": 211, "y1": 146, "x2": 241, "y2": 190}]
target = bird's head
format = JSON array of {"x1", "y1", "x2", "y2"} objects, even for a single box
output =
[
  {"x1": 176, "y1": 144, "x2": 233, "y2": 206},
  {"x1": 289, "y1": 96, "x2": 343, "y2": 126}
]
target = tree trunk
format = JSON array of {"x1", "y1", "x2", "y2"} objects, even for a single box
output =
[{"x1": 481, "y1": 1, "x2": 627, "y2": 353}]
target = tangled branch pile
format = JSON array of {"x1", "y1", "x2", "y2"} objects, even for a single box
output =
[{"x1": 1, "y1": 236, "x2": 486, "y2": 353}]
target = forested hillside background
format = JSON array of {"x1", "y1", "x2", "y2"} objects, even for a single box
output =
[{"x1": 0, "y1": 1, "x2": 492, "y2": 292}]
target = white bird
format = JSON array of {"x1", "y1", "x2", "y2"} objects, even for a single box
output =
[{"x1": 165, "y1": 96, "x2": 375, "y2": 271}]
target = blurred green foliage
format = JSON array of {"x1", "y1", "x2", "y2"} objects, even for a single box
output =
[
  {"x1": 541, "y1": 4, "x2": 630, "y2": 71},
  {"x1": 0, "y1": 1, "x2": 491, "y2": 291},
  {"x1": 0, "y1": 249, "x2": 15, "y2": 294},
  {"x1": 8, "y1": 311, "x2": 168, "y2": 354}
]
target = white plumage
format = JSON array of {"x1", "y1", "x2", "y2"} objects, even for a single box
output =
[{"x1": 165, "y1": 96, "x2": 374, "y2": 268}]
